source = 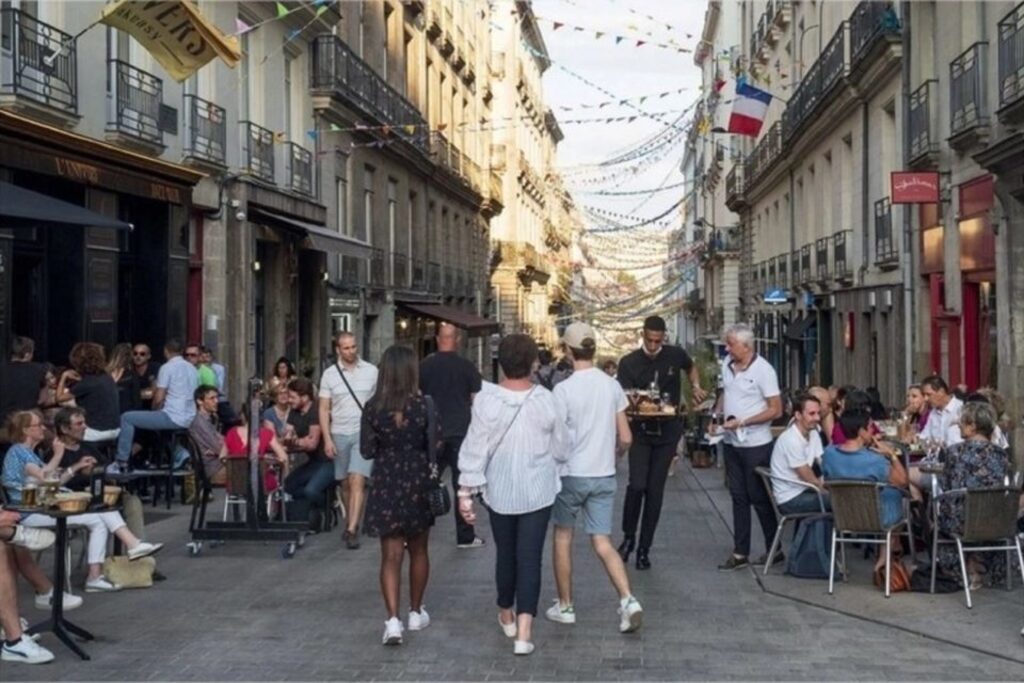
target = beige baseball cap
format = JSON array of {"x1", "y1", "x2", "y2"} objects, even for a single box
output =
[{"x1": 562, "y1": 322, "x2": 596, "y2": 349}]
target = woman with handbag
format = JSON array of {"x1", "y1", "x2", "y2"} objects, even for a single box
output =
[
  {"x1": 458, "y1": 334, "x2": 569, "y2": 656},
  {"x1": 360, "y1": 345, "x2": 443, "y2": 647}
]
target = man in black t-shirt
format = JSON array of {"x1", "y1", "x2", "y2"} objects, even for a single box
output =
[
  {"x1": 52, "y1": 407, "x2": 104, "y2": 490},
  {"x1": 0, "y1": 336, "x2": 47, "y2": 423},
  {"x1": 419, "y1": 323, "x2": 484, "y2": 548},
  {"x1": 616, "y1": 316, "x2": 706, "y2": 570},
  {"x1": 282, "y1": 378, "x2": 330, "y2": 528}
]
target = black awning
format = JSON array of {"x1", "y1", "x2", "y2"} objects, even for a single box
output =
[
  {"x1": 785, "y1": 314, "x2": 816, "y2": 342},
  {"x1": 0, "y1": 181, "x2": 133, "y2": 230},
  {"x1": 398, "y1": 302, "x2": 500, "y2": 337},
  {"x1": 250, "y1": 206, "x2": 373, "y2": 259}
]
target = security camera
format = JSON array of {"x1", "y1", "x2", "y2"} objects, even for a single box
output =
[{"x1": 235, "y1": 210, "x2": 247, "y2": 222}]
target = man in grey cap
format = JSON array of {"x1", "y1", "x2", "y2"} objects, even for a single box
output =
[{"x1": 545, "y1": 322, "x2": 643, "y2": 634}]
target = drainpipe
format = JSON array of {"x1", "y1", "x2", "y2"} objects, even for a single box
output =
[
  {"x1": 900, "y1": 0, "x2": 914, "y2": 388},
  {"x1": 789, "y1": 167, "x2": 796, "y2": 387},
  {"x1": 861, "y1": 102, "x2": 870, "y2": 289}
]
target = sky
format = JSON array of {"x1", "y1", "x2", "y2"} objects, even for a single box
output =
[{"x1": 528, "y1": 0, "x2": 708, "y2": 345}]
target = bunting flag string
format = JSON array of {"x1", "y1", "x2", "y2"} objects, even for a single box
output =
[
  {"x1": 532, "y1": 14, "x2": 691, "y2": 53},
  {"x1": 576, "y1": 179, "x2": 691, "y2": 196},
  {"x1": 554, "y1": 86, "x2": 690, "y2": 112}
]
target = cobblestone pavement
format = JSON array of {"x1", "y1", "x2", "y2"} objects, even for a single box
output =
[{"x1": 6, "y1": 458, "x2": 1022, "y2": 681}]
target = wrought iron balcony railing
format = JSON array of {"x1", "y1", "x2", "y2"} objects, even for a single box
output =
[
  {"x1": 767, "y1": 258, "x2": 777, "y2": 286},
  {"x1": 833, "y1": 229, "x2": 853, "y2": 280},
  {"x1": 726, "y1": 164, "x2": 746, "y2": 208},
  {"x1": 391, "y1": 252, "x2": 409, "y2": 288},
  {"x1": 874, "y1": 198, "x2": 899, "y2": 266},
  {"x1": 949, "y1": 42, "x2": 989, "y2": 144},
  {"x1": 411, "y1": 257, "x2": 426, "y2": 290},
  {"x1": 776, "y1": 254, "x2": 788, "y2": 288},
  {"x1": 339, "y1": 255, "x2": 361, "y2": 287},
  {"x1": 310, "y1": 35, "x2": 428, "y2": 154},
  {"x1": 791, "y1": 250, "x2": 801, "y2": 287},
  {"x1": 815, "y1": 236, "x2": 831, "y2": 281},
  {"x1": 240, "y1": 121, "x2": 275, "y2": 183},
  {"x1": 183, "y1": 95, "x2": 226, "y2": 166},
  {"x1": 998, "y1": 3, "x2": 1024, "y2": 113},
  {"x1": 107, "y1": 59, "x2": 162, "y2": 145},
  {"x1": 369, "y1": 247, "x2": 386, "y2": 287},
  {"x1": 0, "y1": 8, "x2": 77, "y2": 115},
  {"x1": 849, "y1": 0, "x2": 901, "y2": 66},
  {"x1": 799, "y1": 244, "x2": 812, "y2": 284},
  {"x1": 285, "y1": 141, "x2": 313, "y2": 196},
  {"x1": 444, "y1": 266, "x2": 455, "y2": 293},
  {"x1": 783, "y1": 23, "x2": 847, "y2": 142},
  {"x1": 428, "y1": 261, "x2": 442, "y2": 293},
  {"x1": 908, "y1": 80, "x2": 939, "y2": 166},
  {"x1": 748, "y1": 121, "x2": 782, "y2": 184}
]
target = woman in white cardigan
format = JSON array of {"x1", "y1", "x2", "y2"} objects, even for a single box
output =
[{"x1": 458, "y1": 334, "x2": 568, "y2": 656}]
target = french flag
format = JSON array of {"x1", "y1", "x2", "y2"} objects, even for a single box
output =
[{"x1": 728, "y1": 81, "x2": 772, "y2": 137}]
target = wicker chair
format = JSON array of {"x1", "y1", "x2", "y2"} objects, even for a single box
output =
[
  {"x1": 930, "y1": 485, "x2": 1024, "y2": 608},
  {"x1": 827, "y1": 480, "x2": 914, "y2": 598},
  {"x1": 755, "y1": 466, "x2": 830, "y2": 575}
]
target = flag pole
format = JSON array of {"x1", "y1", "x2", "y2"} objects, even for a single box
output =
[{"x1": 43, "y1": 17, "x2": 105, "y2": 67}]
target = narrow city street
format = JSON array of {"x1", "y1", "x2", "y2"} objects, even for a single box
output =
[{"x1": 9, "y1": 461, "x2": 1022, "y2": 681}]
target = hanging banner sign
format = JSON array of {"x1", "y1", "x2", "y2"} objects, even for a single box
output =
[{"x1": 890, "y1": 171, "x2": 940, "y2": 204}]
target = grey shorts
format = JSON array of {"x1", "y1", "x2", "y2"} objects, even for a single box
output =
[
  {"x1": 332, "y1": 433, "x2": 373, "y2": 480},
  {"x1": 552, "y1": 475, "x2": 617, "y2": 535}
]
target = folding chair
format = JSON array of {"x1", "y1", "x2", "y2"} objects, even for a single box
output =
[{"x1": 755, "y1": 466, "x2": 830, "y2": 575}]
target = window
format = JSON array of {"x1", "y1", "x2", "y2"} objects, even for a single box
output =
[
  {"x1": 383, "y1": 4, "x2": 393, "y2": 82},
  {"x1": 239, "y1": 27, "x2": 250, "y2": 121},
  {"x1": 387, "y1": 178, "x2": 398, "y2": 283},
  {"x1": 363, "y1": 165, "x2": 375, "y2": 244},
  {"x1": 336, "y1": 177, "x2": 349, "y2": 236}
]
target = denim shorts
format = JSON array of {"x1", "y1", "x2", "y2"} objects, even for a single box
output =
[
  {"x1": 332, "y1": 433, "x2": 373, "y2": 479},
  {"x1": 552, "y1": 475, "x2": 616, "y2": 535}
]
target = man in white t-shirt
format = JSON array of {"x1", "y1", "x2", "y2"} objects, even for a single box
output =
[
  {"x1": 713, "y1": 324, "x2": 782, "y2": 572},
  {"x1": 546, "y1": 323, "x2": 643, "y2": 634},
  {"x1": 319, "y1": 331, "x2": 378, "y2": 549},
  {"x1": 919, "y1": 375, "x2": 963, "y2": 446},
  {"x1": 769, "y1": 393, "x2": 829, "y2": 515}
]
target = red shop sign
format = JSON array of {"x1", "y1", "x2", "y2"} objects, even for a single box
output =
[{"x1": 891, "y1": 171, "x2": 940, "y2": 204}]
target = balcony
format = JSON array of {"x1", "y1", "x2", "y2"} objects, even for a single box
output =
[
  {"x1": 369, "y1": 247, "x2": 386, "y2": 288},
  {"x1": 776, "y1": 254, "x2": 788, "y2": 288},
  {"x1": 767, "y1": 258, "x2": 777, "y2": 287},
  {"x1": 107, "y1": 59, "x2": 163, "y2": 149},
  {"x1": 285, "y1": 142, "x2": 313, "y2": 196},
  {"x1": 183, "y1": 95, "x2": 226, "y2": 169},
  {"x1": 799, "y1": 244, "x2": 812, "y2": 286},
  {"x1": 517, "y1": 151, "x2": 545, "y2": 204},
  {"x1": 908, "y1": 80, "x2": 939, "y2": 168},
  {"x1": 815, "y1": 237, "x2": 831, "y2": 284},
  {"x1": 725, "y1": 163, "x2": 747, "y2": 211},
  {"x1": 848, "y1": 0, "x2": 901, "y2": 77},
  {"x1": 791, "y1": 251, "x2": 800, "y2": 288},
  {"x1": 949, "y1": 42, "x2": 989, "y2": 151},
  {"x1": 748, "y1": 121, "x2": 783, "y2": 186},
  {"x1": 704, "y1": 229, "x2": 741, "y2": 262},
  {"x1": 874, "y1": 198, "x2": 899, "y2": 269},
  {"x1": 339, "y1": 255, "x2": 361, "y2": 287},
  {"x1": 833, "y1": 229, "x2": 853, "y2": 284},
  {"x1": 783, "y1": 23, "x2": 848, "y2": 143},
  {"x1": 455, "y1": 269, "x2": 466, "y2": 297},
  {"x1": 443, "y1": 266, "x2": 454, "y2": 294},
  {"x1": 391, "y1": 252, "x2": 409, "y2": 288},
  {"x1": 240, "y1": 121, "x2": 275, "y2": 183},
  {"x1": 428, "y1": 261, "x2": 442, "y2": 293},
  {"x1": 411, "y1": 257, "x2": 426, "y2": 290},
  {"x1": 0, "y1": 8, "x2": 77, "y2": 123},
  {"x1": 482, "y1": 170, "x2": 503, "y2": 217},
  {"x1": 497, "y1": 240, "x2": 549, "y2": 285},
  {"x1": 310, "y1": 35, "x2": 428, "y2": 155},
  {"x1": 426, "y1": 11, "x2": 441, "y2": 41},
  {"x1": 998, "y1": 3, "x2": 1024, "y2": 123}
]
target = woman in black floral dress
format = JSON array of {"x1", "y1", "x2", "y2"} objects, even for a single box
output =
[{"x1": 360, "y1": 345, "x2": 442, "y2": 646}]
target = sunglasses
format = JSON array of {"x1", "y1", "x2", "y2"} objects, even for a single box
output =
[{"x1": 185, "y1": 352, "x2": 199, "y2": 357}]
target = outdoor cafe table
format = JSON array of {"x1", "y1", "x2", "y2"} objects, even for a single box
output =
[{"x1": 8, "y1": 504, "x2": 101, "y2": 660}]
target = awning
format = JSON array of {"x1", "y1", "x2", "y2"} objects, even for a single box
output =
[
  {"x1": 398, "y1": 302, "x2": 500, "y2": 336},
  {"x1": 249, "y1": 206, "x2": 374, "y2": 259},
  {"x1": 785, "y1": 314, "x2": 816, "y2": 342},
  {"x1": 0, "y1": 181, "x2": 133, "y2": 230}
]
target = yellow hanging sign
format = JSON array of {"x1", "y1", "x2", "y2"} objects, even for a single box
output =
[{"x1": 100, "y1": 0, "x2": 241, "y2": 82}]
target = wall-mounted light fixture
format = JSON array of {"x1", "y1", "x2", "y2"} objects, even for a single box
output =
[{"x1": 252, "y1": 260, "x2": 261, "y2": 273}]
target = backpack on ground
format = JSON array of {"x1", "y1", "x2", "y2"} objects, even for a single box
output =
[{"x1": 785, "y1": 516, "x2": 833, "y2": 579}]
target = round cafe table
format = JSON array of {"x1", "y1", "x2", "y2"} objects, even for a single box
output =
[{"x1": 7, "y1": 504, "x2": 98, "y2": 660}]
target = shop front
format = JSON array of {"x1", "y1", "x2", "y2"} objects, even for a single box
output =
[{"x1": 0, "y1": 111, "x2": 203, "y2": 363}]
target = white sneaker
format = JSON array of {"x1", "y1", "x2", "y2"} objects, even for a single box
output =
[
  {"x1": 0, "y1": 617, "x2": 38, "y2": 642},
  {"x1": 10, "y1": 526, "x2": 55, "y2": 551},
  {"x1": 513, "y1": 640, "x2": 534, "y2": 656},
  {"x1": 33, "y1": 590, "x2": 82, "y2": 611},
  {"x1": 498, "y1": 613, "x2": 517, "y2": 638},
  {"x1": 545, "y1": 599, "x2": 576, "y2": 624},
  {"x1": 85, "y1": 576, "x2": 121, "y2": 593},
  {"x1": 618, "y1": 595, "x2": 643, "y2": 633},
  {"x1": 457, "y1": 536, "x2": 486, "y2": 549},
  {"x1": 407, "y1": 607, "x2": 430, "y2": 631},
  {"x1": 382, "y1": 617, "x2": 403, "y2": 645},
  {"x1": 1, "y1": 637, "x2": 54, "y2": 664},
  {"x1": 127, "y1": 541, "x2": 164, "y2": 561}
]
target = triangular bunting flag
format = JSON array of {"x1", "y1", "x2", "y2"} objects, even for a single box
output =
[
  {"x1": 235, "y1": 17, "x2": 251, "y2": 35},
  {"x1": 306, "y1": 130, "x2": 318, "y2": 140},
  {"x1": 595, "y1": 31, "x2": 604, "y2": 39},
  {"x1": 436, "y1": 123, "x2": 448, "y2": 131},
  {"x1": 615, "y1": 36, "x2": 624, "y2": 44},
  {"x1": 316, "y1": 6, "x2": 328, "y2": 16},
  {"x1": 404, "y1": 125, "x2": 416, "y2": 135},
  {"x1": 553, "y1": 21, "x2": 564, "y2": 30},
  {"x1": 574, "y1": 26, "x2": 584, "y2": 32},
  {"x1": 636, "y1": 40, "x2": 645, "y2": 47},
  {"x1": 274, "y1": 131, "x2": 287, "y2": 143},
  {"x1": 329, "y1": 123, "x2": 342, "y2": 131},
  {"x1": 275, "y1": 2, "x2": 289, "y2": 18}
]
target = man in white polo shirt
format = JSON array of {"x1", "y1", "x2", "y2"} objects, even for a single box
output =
[
  {"x1": 319, "y1": 331, "x2": 378, "y2": 549},
  {"x1": 919, "y1": 375, "x2": 963, "y2": 446},
  {"x1": 713, "y1": 323, "x2": 782, "y2": 572},
  {"x1": 769, "y1": 393, "x2": 829, "y2": 515}
]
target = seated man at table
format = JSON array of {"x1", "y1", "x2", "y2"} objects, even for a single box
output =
[
  {"x1": 769, "y1": 392, "x2": 829, "y2": 515},
  {"x1": 282, "y1": 378, "x2": 331, "y2": 528},
  {"x1": 188, "y1": 386, "x2": 224, "y2": 482},
  {"x1": 113, "y1": 339, "x2": 198, "y2": 472},
  {"x1": 0, "y1": 513, "x2": 55, "y2": 665},
  {"x1": 822, "y1": 410, "x2": 907, "y2": 528},
  {"x1": 51, "y1": 407, "x2": 105, "y2": 491}
]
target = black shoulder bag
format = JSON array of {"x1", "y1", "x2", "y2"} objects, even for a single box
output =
[
  {"x1": 423, "y1": 395, "x2": 450, "y2": 516},
  {"x1": 335, "y1": 362, "x2": 365, "y2": 412}
]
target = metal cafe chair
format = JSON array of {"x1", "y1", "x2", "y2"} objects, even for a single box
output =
[
  {"x1": 827, "y1": 480, "x2": 914, "y2": 598},
  {"x1": 755, "y1": 466, "x2": 830, "y2": 575},
  {"x1": 930, "y1": 485, "x2": 1024, "y2": 608}
]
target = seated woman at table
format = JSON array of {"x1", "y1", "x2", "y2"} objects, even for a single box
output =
[
  {"x1": 1, "y1": 411, "x2": 163, "y2": 593},
  {"x1": 934, "y1": 401, "x2": 1013, "y2": 589},
  {"x1": 221, "y1": 404, "x2": 289, "y2": 493},
  {"x1": 898, "y1": 384, "x2": 930, "y2": 443},
  {"x1": 830, "y1": 389, "x2": 882, "y2": 447},
  {"x1": 260, "y1": 385, "x2": 292, "y2": 439}
]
